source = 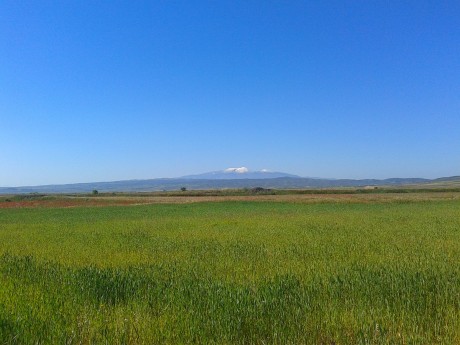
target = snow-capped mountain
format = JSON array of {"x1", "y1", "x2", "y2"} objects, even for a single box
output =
[{"x1": 181, "y1": 167, "x2": 300, "y2": 180}]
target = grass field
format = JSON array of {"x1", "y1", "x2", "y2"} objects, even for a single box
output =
[{"x1": 1, "y1": 193, "x2": 460, "y2": 344}]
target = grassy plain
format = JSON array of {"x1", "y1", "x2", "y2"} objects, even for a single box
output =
[{"x1": 1, "y1": 192, "x2": 460, "y2": 344}]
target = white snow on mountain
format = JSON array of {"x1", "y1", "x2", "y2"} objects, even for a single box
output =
[{"x1": 224, "y1": 167, "x2": 249, "y2": 173}]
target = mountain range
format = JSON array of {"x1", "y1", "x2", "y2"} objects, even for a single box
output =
[{"x1": 0, "y1": 168, "x2": 459, "y2": 194}]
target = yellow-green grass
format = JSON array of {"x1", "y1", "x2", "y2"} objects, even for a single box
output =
[{"x1": 1, "y1": 199, "x2": 460, "y2": 343}]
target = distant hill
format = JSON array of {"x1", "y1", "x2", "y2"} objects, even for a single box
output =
[
  {"x1": 431, "y1": 176, "x2": 460, "y2": 182},
  {"x1": 1, "y1": 173, "x2": 459, "y2": 194}
]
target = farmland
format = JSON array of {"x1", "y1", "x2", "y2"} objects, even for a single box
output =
[{"x1": 1, "y1": 192, "x2": 460, "y2": 344}]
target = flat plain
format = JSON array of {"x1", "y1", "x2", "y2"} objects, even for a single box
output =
[{"x1": 1, "y1": 191, "x2": 460, "y2": 344}]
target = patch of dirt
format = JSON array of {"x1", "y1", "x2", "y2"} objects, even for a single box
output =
[{"x1": 1, "y1": 192, "x2": 459, "y2": 209}]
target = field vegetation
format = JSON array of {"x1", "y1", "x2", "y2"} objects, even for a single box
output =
[{"x1": 1, "y1": 193, "x2": 460, "y2": 343}]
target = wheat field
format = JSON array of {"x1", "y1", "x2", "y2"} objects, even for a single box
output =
[{"x1": 1, "y1": 197, "x2": 460, "y2": 343}]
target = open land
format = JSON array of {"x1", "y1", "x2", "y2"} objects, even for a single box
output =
[{"x1": 1, "y1": 190, "x2": 460, "y2": 343}]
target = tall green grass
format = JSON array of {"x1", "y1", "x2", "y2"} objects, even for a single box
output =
[{"x1": 1, "y1": 200, "x2": 460, "y2": 343}]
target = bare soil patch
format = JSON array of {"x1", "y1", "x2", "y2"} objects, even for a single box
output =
[{"x1": 1, "y1": 192, "x2": 460, "y2": 209}]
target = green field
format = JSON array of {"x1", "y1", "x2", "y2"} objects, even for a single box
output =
[{"x1": 1, "y1": 198, "x2": 460, "y2": 344}]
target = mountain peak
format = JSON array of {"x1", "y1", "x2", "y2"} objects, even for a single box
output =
[{"x1": 224, "y1": 167, "x2": 249, "y2": 174}]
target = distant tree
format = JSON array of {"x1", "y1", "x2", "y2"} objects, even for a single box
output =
[
  {"x1": 180, "y1": 187, "x2": 187, "y2": 192},
  {"x1": 251, "y1": 187, "x2": 273, "y2": 195},
  {"x1": 92, "y1": 189, "x2": 99, "y2": 195}
]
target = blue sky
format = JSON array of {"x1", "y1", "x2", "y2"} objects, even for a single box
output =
[{"x1": 1, "y1": 1, "x2": 459, "y2": 186}]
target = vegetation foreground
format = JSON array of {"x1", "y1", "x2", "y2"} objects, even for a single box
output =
[{"x1": 1, "y1": 196, "x2": 460, "y2": 344}]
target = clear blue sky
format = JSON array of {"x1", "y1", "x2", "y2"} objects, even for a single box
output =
[{"x1": 1, "y1": 1, "x2": 459, "y2": 186}]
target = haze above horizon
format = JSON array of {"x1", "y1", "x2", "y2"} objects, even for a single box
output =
[{"x1": 1, "y1": 1, "x2": 459, "y2": 186}]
